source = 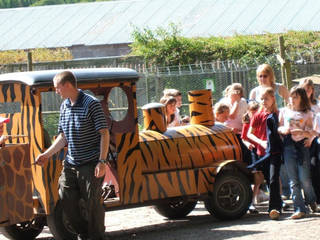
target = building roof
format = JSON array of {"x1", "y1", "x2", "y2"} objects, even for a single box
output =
[
  {"x1": 0, "y1": 0, "x2": 320, "y2": 51},
  {"x1": 0, "y1": 68, "x2": 139, "y2": 86}
]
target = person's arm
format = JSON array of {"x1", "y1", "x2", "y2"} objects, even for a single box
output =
[
  {"x1": 35, "y1": 133, "x2": 67, "y2": 166},
  {"x1": 228, "y1": 100, "x2": 239, "y2": 119},
  {"x1": 95, "y1": 128, "x2": 110, "y2": 178},
  {"x1": 247, "y1": 126, "x2": 267, "y2": 150},
  {"x1": 249, "y1": 88, "x2": 256, "y2": 101},
  {"x1": 279, "y1": 84, "x2": 289, "y2": 104},
  {"x1": 278, "y1": 108, "x2": 290, "y2": 135},
  {"x1": 242, "y1": 139, "x2": 255, "y2": 150}
]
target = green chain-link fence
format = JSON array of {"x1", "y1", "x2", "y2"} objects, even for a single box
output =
[{"x1": 1, "y1": 52, "x2": 320, "y2": 137}]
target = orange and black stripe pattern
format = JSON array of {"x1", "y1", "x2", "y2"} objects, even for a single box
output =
[
  {"x1": 142, "y1": 103, "x2": 167, "y2": 132},
  {"x1": 188, "y1": 89, "x2": 214, "y2": 126},
  {"x1": 0, "y1": 83, "x2": 63, "y2": 215},
  {"x1": 116, "y1": 122, "x2": 241, "y2": 204}
]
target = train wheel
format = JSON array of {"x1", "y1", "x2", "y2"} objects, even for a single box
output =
[
  {"x1": 0, "y1": 216, "x2": 46, "y2": 240},
  {"x1": 154, "y1": 198, "x2": 197, "y2": 219},
  {"x1": 204, "y1": 171, "x2": 252, "y2": 220},
  {"x1": 46, "y1": 200, "x2": 77, "y2": 240}
]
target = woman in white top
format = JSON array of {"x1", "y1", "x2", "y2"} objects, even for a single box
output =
[
  {"x1": 249, "y1": 64, "x2": 289, "y2": 108},
  {"x1": 219, "y1": 83, "x2": 248, "y2": 134},
  {"x1": 219, "y1": 83, "x2": 251, "y2": 165}
]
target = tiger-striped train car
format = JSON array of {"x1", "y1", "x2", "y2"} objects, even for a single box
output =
[{"x1": 0, "y1": 68, "x2": 252, "y2": 240}]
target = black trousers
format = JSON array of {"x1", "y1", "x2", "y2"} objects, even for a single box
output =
[
  {"x1": 310, "y1": 138, "x2": 320, "y2": 204},
  {"x1": 260, "y1": 153, "x2": 282, "y2": 212},
  {"x1": 59, "y1": 162, "x2": 105, "y2": 240}
]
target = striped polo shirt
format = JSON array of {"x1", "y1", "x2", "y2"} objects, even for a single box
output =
[{"x1": 58, "y1": 90, "x2": 108, "y2": 166}]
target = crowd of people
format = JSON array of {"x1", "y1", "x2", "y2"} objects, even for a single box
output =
[{"x1": 160, "y1": 63, "x2": 320, "y2": 221}]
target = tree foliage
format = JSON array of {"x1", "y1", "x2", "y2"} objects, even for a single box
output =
[
  {"x1": 0, "y1": 48, "x2": 72, "y2": 64},
  {"x1": 130, "y1": 24, "x2": 320, "y2": 66},
  {"x1": 0, "y1": 0, "x2": 109, "y2": 8}
]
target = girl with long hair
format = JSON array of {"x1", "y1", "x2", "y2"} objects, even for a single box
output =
[{"x1": 278, "y1": 86, "x2": 319, "y2": 219}]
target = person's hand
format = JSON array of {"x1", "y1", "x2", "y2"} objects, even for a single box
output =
[
  {"x1": 230, "y1": 93, "x2": 241, "y2": 103},
  {"x1": 278, "y1": 126, "x2": 290, "y2": 135},
  {"x1": 290, "y1": 129, "x2": 304, "y2": 136},
  {"x1": 35, "y1": 153, "x2": 49, "y2": 166},
  {"x1": 232, "y1": 128, "x2": 241, "y2": 134},
  {"x1": 95, "y1": 162, "x2": 106, "y2": 178},
  {"x1": 247, "y1": 143, "x2": 255, "y2": 150},
  {"x1": 260, "y1": 140, "x2": 267, "y2": 150},
  {"x1": 0, "y1": 135, "x2": 9, "y2": 145}
]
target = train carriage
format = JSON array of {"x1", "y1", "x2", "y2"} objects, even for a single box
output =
[{"x1": 0, "y1": 68, "x2": 252, "y2": 240}]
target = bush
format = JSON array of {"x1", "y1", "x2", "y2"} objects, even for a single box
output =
[
  {"x1": 0, "y1": 48, "x2": 72, "y2": 65},
  {"x1": 130, "y1": 24, "x2": 320, "y2": 66}
]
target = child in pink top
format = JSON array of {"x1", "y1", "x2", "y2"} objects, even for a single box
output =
[{"x1": 278, "y1": 86, "x2": 319, "y2": 219}]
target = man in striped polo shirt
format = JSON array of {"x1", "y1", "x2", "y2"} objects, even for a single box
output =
[{"x1": 36, "y1": 71, "x2": 109, "y2": 240}]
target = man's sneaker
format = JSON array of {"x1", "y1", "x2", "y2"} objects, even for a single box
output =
[
  {"x1": 269, "y1": 209, "x2": 280, "y2": 220},
  {"x1": 309, "y1": 202, "x2": 320, "y2": 213},
  {"x1": 290, "y1": 211, "x2": 305, "y2": 219},
  {"x1": 249, "y1": 204, "x2": 259, "y2": 214}
]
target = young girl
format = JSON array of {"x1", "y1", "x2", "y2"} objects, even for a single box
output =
[
  {"x1": 278, "y1": 86, "x2": 319, "y2": 219},
  {"x1": 213, "y1": 102, "x2": 230, "y2": 124},
  {"x1": 247, "y1": 87, "x2": 283, "y2": 220},
  {"x1": 299, "y1": 78, "x2": 320, "y2": 204},
  {"x1": 160, "y1": 96, "x2": 177, "y2": 127},
  {"x1": 241, "y1": 101, "x2": 263, "y2": 213}
]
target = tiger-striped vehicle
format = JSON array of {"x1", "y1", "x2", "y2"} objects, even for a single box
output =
[{"x1": 0, "y1": 68, "x2": 252, "y2": 240}]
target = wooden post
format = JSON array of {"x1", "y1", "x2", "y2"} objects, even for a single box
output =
[
  {"x1": 278, "y1": 36, "x2": 287, "y2": 88},
  {"x1": 285, "y1": 58, "x2": 293, "y2": 90},
  {"x1": 278, "y1": 36, "x2": 293, "y2": 89},
  {"x1": 27, "y1": 51, "x2": 33, "y2": 71}
]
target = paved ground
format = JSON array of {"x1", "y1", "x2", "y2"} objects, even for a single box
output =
[{"x1": 1, "y1": 200, "x2": 320, "y2": 240}]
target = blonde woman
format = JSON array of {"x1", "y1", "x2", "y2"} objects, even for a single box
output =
[
  {"x1": 250, "y1": 64, "x2": 290, "y2": 202},
  {"x1": 249, "y1": 64, "x2": 289, "y2": 108}
]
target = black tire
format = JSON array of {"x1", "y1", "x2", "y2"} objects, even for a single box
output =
[
  {"x1": 0, "y1": 216, "x2": 46, "y2": 240},
  {"x1": 204, "y1": 171, "x2": 252, "y2": 220},
  {"x1": 154, "y1": 198, "x2": 197, "y2": 219},
  {"x1": 46, "y1": 200, "x2": 77, "y2": 240}
]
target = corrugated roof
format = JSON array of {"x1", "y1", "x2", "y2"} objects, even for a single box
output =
[
  {"x1": 0, "y1": 68, "x2": 139, "y2": 86},
  {"x1": 0, "y1": 0, "x2": 319, "y2": 51}
]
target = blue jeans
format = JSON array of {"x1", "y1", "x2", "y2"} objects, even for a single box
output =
[
  {"x1": 280, "y1": 163, "x2": 291, "y2": 198},
  {"x1": 283, "y1": 137, "x2": 316, "y2": 213}
]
